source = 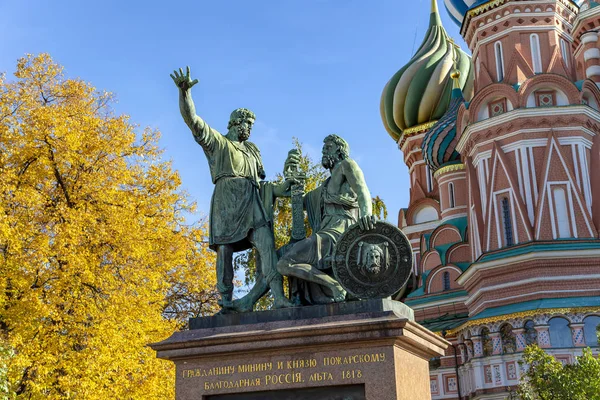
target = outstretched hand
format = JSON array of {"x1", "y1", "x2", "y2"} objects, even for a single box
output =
[{"x1": 170, "y1": 66, "x2": 199, "y2": 91}]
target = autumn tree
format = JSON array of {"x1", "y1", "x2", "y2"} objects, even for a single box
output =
[
  {"x1": 0, "y1": 54, "x2": 217, "y2": 399},
  {"x1": 517, "y1": 345, "x2": 600, "y2": 400}
]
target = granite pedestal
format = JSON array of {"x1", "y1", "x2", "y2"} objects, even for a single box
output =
[{"x1": 151, "y1": 299, "x2": 448, "y2": 400}]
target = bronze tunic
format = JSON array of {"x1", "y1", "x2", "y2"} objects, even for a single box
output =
[{"x1": 193, "y1": 123, "x2": 269, "y2": 251}]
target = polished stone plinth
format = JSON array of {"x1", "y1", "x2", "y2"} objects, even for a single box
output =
[{"x1": 151, "y1": 299, "x2": 448, "y2": 400}]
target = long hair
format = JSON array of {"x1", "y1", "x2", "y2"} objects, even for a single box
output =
[
  {"x1": 323, "y1": 134, "x2": 350, "y2": 159},
  {"x1": 227, "y1": 108, "x2": 256, "y2": 129}
]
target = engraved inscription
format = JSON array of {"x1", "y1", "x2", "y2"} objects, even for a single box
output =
[{"x1": 185, "y1": 351, "x2": 387, "y2": 392}]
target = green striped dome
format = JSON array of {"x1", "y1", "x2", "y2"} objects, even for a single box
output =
[{"x1": 380, "y1": 0, "x2": 474, "y2": 142}]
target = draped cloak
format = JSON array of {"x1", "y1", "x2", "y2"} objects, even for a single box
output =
[{"x1": 291, "y1": 177, "x2": 360, "y2": 304}]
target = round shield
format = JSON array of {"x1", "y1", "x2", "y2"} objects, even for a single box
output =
[{"x1": 332, "y1": 221, "x2": 412, "y2": 299}]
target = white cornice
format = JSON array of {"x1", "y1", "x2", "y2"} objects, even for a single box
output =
[
  {"x1": 472, "y1": 149, "x2": 493, "y2": 166},
  {"x1": 408, "y1": 295, "x2": 469, "y2": 311},
  {"x1": 400, "y1": 133, "x2": 425, "y2": 153},
  {"x1": 441, "y1": 212, "x2": 468, "y2": 224},
  {"x1": 401, "y1": 220, "x2": 441, "y2": 235},
  {"x1": 458, "y1": 106, "x2": 600, "y2": 155},
  {"x1": 437, "y1": 172, "x2": 468, "y2": 183},
  {"x1": 471, "y1": 20, "x2": 574, "y2": 55},
  {"x1": 470, "y1": 289, "x2": 600, "y2": 315},
  {"x1": 465, "y1": 274, "x2": 600, "y2": 306},
  {"x1": 457, "y1": 248, "x2": 600, "y2": 285},
  {"x1": 466, "y1": 127, "x2": 597, "y2": 158},
  {"x1": 463, "y1": 0, "x2": 577, "y2": 36},
  {"x1": 558, "y1": 136, "x2": 593, "y2": 147},
  {"x1": 408, "y1": 159, "x2": 426, "y2": 174}
]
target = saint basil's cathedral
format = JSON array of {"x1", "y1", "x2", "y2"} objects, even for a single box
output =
[{"x1": 381, "y1": 0, "x2": 600, "y2": 398}]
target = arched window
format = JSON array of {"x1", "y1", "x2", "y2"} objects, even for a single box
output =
[
  {"x1": 426, "y1": 165, "x2": 433, "y2": 193},
  {"x1": 448, "y1": 182, "x2": 455, "y2": 209},
  {"x1": 414, "y1": 206, "x2": 438, "y2": 224},
  {"x1": 495, "y1": 41, "x2": 505, "y2": 82},
  {"x1": 458, "y1": 334, "x2": 466, "y2": 362},
  {"x1": 553, "y1": 187, "x2": 571, "y2": 238},
  {"x1": 584, "y1": 316, "x2": 600, "y2": 347},
  {"x1": 443, "y1": 271, "x2": 451, "y2": 291},
  {"x1": 530, "y1": 34, "x2": 543, "y2": 73},
  {"x1": 560, "y1": 38, "x2": 570, "y2": 68},
  {"x1": 481, "y1": 327, "x2": 493, "y2": 356},
  {"x1": 501, "y1": 197, "x2": 514, "y2": 246},
  {"x1": 549, "y1": 317, "x2": 573, "y2": 348},
  {"x1": 500, "y1": 324, "x2": 516, "y2": 354},
  {"x1": 524, "y1": 320, "x2": 538, "y2": 346}
]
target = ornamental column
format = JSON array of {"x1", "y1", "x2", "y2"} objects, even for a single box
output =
[
  {"x1": 513, "y1": 328, "x2": 527, "y2": 352},
  {"x1": 458, "y1": 344, "x2": 467, "y2": 364},
  {"x1": 570, "y1": 323, "x2": 586, "y2": 347},
  {"x1": 490, "y1": 332, "x2": 502, "y2": 355},
  {"x1": 581, "y1": 32, "x2": 600, "y2": 84},
  {"x1": 472, "y1": 336, "x2": 483, "y2": 357},
  {"x1": 534, "y1": 325, "x2": 551, "y2": 348}
]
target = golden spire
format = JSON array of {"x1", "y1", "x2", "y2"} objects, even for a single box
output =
[
  {"x1": 430, "y1": 0, "x2": 442, "y2": 25},
  {"x1": 451, "y1": 70, "x2": 461, "y2": 89},
  {"x1": 450, "y1": 41, "x2": 461, "y2": 90}
]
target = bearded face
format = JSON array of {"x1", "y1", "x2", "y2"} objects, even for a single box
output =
[
  {"x1": 321, "y1": 141, "x2": 341, "y2": 170},
  {"x1": 358, "y1": 242, "x2": 389, "y2": 276},
  {"x1": 233, "y1": 118, "x2": 254, "y2": 142},
  {"x1": 363, "y1": 245, "x2": 383, "y2": 274},
  {"x1": 321, "y1": 154, "x2": 337, "y2": 169},
  {"x1": 237, "y1": 125, "x2": 250, "y2": 141}
]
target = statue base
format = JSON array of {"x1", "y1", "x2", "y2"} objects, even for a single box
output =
[{"x1": 151, "y1": 299, "x2": 448, "y2": 400}]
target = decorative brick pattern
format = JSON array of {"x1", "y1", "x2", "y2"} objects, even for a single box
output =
[
  {"x1": 535, "y1": 326, "x2": 551, "y2": 348},
  {"x1": 484, "y1": 365, "x2": 493, "y2": 384},
  {"x1": 514, "y1": 328, "x2": 527, "y2": 351},
  {"x1": 444, "y1": 374, "x2": 458, "y2": 393},
  {"x1": 472, "y1": 337, "x2": 483, "y2": 357},
  {"x1": 430, "y1": 377, "x2": 439, "y2": 395},
  {"x1": 506, "y1": 362, "x2": 518, "y2": 380},
  {"x1": 491, "y1": 333, "x2": 502, "y2": 355},
  {"x1": 555, "y1": 355, "x2": 571, "y2": 366},
  {"x1": 535, "y1": 91, "x2": 556, "y2": 107},
  {"x1": 493, "y1": 365, "x2": 502, "y2": 385},
  {"x1": 489, "y1": 98, "x2": 507, "y2": 117},
  {"x1": 570, "y1": 323, "x2": 586, "y2": 347}
]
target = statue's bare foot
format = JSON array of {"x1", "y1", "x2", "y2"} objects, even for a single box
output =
[
  {"x1": 331, "y1": 284, "x2": 347, "y2": 303},
  {"x1": 273, "y1": 297, "x2": 294, "y2": 309},
  {"x1": 321, "y1": 282, "x2": 346, "y2": 303}
]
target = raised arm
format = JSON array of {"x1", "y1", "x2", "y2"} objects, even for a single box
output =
[
  {"x1": 343, "y1": 159, "x2": 375, "y2": 230},
  {"x1": 170, "y1": 67, "x2": 211, "y2": 146}
]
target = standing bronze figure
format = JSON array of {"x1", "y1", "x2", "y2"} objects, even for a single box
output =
[{"x1": 171, "y1": 67, "x2": 292, "y2": 312}]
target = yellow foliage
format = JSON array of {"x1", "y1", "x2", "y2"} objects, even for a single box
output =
[{"x1": 0, "y1": 54, "x2": 217, "y2": 399}]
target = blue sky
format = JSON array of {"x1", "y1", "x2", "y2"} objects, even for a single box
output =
[{"x1": 0, "y1": 0, "x2": 466, "y2": 223}]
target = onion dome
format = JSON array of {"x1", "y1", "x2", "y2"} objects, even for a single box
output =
[
  {"x1": 422, "y1": 70, "x2": 464, "y2": 172},
  {"x1": 443, "y1": 0, "x2": 584, "y2": 27},
  {"x1": 380, "y1": 0, "x2": 474, "y2": 142}
]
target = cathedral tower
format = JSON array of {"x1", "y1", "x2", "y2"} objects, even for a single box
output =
[{"x1": 383, "y1": 0, "x2": 600, "y2": 398}]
